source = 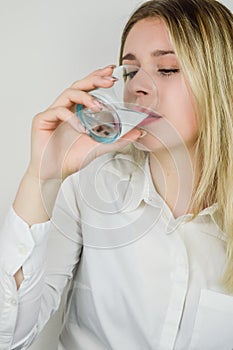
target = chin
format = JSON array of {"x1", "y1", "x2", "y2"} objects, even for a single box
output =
[
  {"x1": 133, "y1": 133, "x2": 164, "y2": 153},
  {"x1": 133, "y1": 139, "x2": 152, "y2": 152}
]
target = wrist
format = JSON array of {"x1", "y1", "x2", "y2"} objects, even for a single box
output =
[{"x1": 13, "y1": 170, "x2": 62, "y2": 226}]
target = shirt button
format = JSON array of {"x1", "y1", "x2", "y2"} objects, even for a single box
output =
[
  {"x1": 9, "y1": 298, "x2": 17, "y2": 306},
  {"x1": 18, "y1": 244, "x2": 29, "y2": 255}
]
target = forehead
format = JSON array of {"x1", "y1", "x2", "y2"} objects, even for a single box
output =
[{"x1": 123, "y1": 18, "x2": 173, "y2": 54}]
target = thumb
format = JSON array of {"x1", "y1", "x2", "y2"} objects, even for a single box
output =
[{"x1": 98, "y1": 128, "x2": 144, "y2": 155}]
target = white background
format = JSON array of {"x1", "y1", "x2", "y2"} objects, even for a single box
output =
[{"x1": 0, "y1": 1, "x2": 232, "y2": 349}]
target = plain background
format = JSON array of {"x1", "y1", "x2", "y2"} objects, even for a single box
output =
[{"x1": 0, "y1": 1, "x2": 232, "y2": 349}]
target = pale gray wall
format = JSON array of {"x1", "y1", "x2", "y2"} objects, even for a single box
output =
[{"x1": 0, "y1": 1, "x2": 232, "y2": 349}]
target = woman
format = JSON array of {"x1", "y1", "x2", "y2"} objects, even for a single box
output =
[{"x1": 0, "y1": 0, "x2": 232, "y2": 349}]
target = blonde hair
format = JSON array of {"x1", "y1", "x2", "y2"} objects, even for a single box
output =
[{"x1": 119, "y1": 0, "x2": 233, "y2": 292}]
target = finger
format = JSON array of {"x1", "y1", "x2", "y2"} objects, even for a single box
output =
[
  {"x1": 112, "y1": 129, "x2": 143, "y2": 148},
  {"x1": 33, "y1": 106, "x2": 86, "y2": 133},
  {"x1": 50, "y1": 88, "x2": 101, "y2": 109},
  {"x1": 62, "y1": 128, "x2": 142, "y2": 173},
  {"x1": 96, "y1": 129, "x2": 143, "y2": 156},
  {"x1": 71, "y1": 64, "x2": 116, "y2": 90},
  {"x1": 50, "y1": 75, "x2": 117, "y2": 110}
]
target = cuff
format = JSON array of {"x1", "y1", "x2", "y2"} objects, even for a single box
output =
[{"x1": 0, "y1": 206, "x2": 50, "y2": 276}]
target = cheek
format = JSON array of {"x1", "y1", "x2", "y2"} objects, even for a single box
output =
[
  {"x1": 180, "y1": 89, "x2": 199, "y2": 141},
  {"x1": 166, "y1": 80, "x2": 198, "y2": 140},
  {"x1": 179, "y1": 114, "x2": 198, "y2": 146}
]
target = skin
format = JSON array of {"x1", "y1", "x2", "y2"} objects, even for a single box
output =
[{"x1": 122, "y1": 18, "x2": 200, "y2": 217}]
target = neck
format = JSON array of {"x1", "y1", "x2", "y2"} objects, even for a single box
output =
[{"x1": 149, "y1": 145, "x2": 199, "y2": 218}]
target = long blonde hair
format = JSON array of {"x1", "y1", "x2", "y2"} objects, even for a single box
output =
[{"x1": 119, "y1": 0, "x2": 233, "y2": 292}]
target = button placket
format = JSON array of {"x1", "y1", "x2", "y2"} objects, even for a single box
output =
[{"x1": 159, "y1": 231, "x2": 189, "y2": 350}]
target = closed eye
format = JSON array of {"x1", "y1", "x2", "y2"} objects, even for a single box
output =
[
  {"x1": 158, "y1": 68, "x2": 180, "y2": 76},
  {"x1": 122, "y1": 70, "x2": 138, "y2": 80}
]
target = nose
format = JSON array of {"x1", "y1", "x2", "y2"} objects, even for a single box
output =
[
  {"x1": 127, "y1": 68, "x2": 154, "y2": 93},
  {"x1": 124, "y1": 68, "x2": 158, "y2": 109}
]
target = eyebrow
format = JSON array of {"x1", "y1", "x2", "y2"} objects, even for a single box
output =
[{"x1": 122, "y1": 50, "x2": 175, "y2": 61}]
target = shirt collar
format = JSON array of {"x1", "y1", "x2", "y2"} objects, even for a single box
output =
[
  {"x1": 104, "y1": 153, "x2": 162, "y2": 212},
  {"x1": 102, "y1": 153, "x2": 148, "y2": 212},
  {"x1": 104, "y1": 153, "x2": 218, "y2": 218}
]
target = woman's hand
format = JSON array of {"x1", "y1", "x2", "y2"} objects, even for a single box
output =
[
  {"x1": 13, "y1": 65, "x2": 142, "y2": 225},
  {"x1": 27, "y1": 65, "x2": 142, "y2": 181}
]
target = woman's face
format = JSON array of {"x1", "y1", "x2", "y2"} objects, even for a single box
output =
[{"x1": 122, "y1": 18, "x2": 198, "y2": 153}]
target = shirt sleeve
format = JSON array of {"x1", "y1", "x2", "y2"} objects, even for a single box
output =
[{"x1": 0, "y1": 174, "x2": 83, "y2": 350}]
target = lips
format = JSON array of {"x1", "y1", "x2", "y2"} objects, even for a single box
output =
[
  {"x1": 138, "y1": 116, "x2": 161, "y2": 127},
  {"x1": 132, "y1": 106, "x2": 162, "y2": 127}
]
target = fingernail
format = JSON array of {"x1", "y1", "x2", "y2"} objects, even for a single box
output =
[
  {"x1": 138, "y1": 130, "x2": 147, "y2": 139},
  {"x1": 92, "y1": 99, "x2": 103, "y2": 107},
  {"x1": 103, "y1": 76, "x2": 118, "y2": 81},
  {"x1": 89, "y1": 99, "x2": 103, "y2": 111},
  {"x1": 106, "y1": 64, "x2": 116, "y2": 69}
]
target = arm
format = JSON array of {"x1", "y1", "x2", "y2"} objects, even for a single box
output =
[
  {"x1": 12, "y1": 174, "x2": 83, "y2": 349},
  {"x1": 12, "y1": 65, "x2": 141, "y2": 289},
  {"x1": 13, "y1": 175, "x2": 61, "y2": 289},
  {"x1": 0, "y1": 174, "x2": 82, "y2": 349},
  {"x1": 0, "y1": 65, "x2": 142, "y2": 349}
]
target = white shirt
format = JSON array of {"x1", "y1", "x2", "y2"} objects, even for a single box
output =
[{"x1": 0, "y1": 152, "x2": 232, "y2": 350}]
